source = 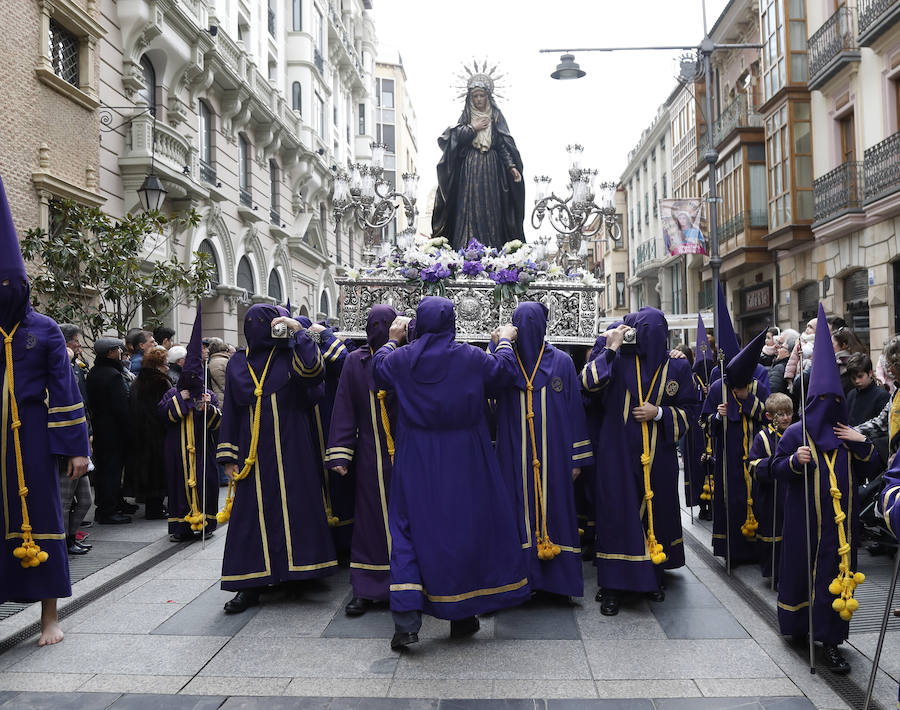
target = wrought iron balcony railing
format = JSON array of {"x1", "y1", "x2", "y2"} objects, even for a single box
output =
[
  {"x1": 239, "y1": 187, "x2": 252, "y2": 208},
  {"x1": 864, "y1": 131, "x2": 900, "y2": 204},
  {"x1": 717, "y1": 209, "x2": 768, "y2": 240},
  {"x1": 813, "y1": 161, "x2": 864, "y2": 224},
  {"x1": 712, "y1": 94, "x2": 763, "y2": 146},
  {"x1": 858, "y1": 0, "x2": 900, "y2": 44},
  {"x1": 808, "y1": 6, "x2": 860, "y2": 88},
  {"x1": 199, "y1": 159, "x2": 216, "y2": 185}
]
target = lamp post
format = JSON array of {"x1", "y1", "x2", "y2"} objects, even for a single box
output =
[
  {"x1": 331, "y1": 141, "x2": 418, "y2": 265},
  {"x1": 531, "y1": 144, "x2": 620, "y2": 270},
  {"x1": 100, "y1": 105, "x2": 167, "y2": 212},
  {"x1": 540, "y1": 33, "x2": 762, "y2": 361}
]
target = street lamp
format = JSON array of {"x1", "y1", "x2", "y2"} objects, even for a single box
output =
[
  {"x1": 332, "y1": 141, "x2": 419, "y2": 265},
  {"x1": 531, "y1": 144, "x2": 619, "y2": 270},
  {"x1": 551, "y1": 54, "x2": 585, "y2": 80}
]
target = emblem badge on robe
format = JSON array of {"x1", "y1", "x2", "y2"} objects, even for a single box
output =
[
  {"x1": 665, "y1": 380, "x2": 679, "y2": 396},
  {"x1": 25, "y1": 332, "x2": 36, "y2": 349},
  {"x1": 551, "y1": 376, "x2": 564, "y2": 393}
]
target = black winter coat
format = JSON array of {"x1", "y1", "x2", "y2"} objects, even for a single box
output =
[
  {"x1": 125, "y1": 367, "x2": 171, "y2": 500},
  {"x1": 85, "y1": 357, "x2": 130, "y2": 454}
]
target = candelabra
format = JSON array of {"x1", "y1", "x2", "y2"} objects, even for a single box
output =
[
  {"x1": 331, "y1": 142, "x2": 419, "y2": 265},
  {"x1": 531, "y1": 144, "x2": 620, "y2": 269}
]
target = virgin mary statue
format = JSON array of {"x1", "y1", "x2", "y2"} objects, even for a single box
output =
[{"x1": 431, "y1": 65, "x2": 525, "y2": 251}]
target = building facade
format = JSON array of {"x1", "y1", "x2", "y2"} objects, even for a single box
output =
[
  {"x1": 96, "y1": 0, "x2": 379, "y2": 344},
  {"x1": 375, "y1": 49, "x2": 417, "y2": 239},
  {"x1": 0, "y1": 0, "x2": 105, "y2": 237}
]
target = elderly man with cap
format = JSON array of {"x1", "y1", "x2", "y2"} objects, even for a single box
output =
[
  {"x1": 86, "y1": 335, "x2": 132, "y2": 525},
  {"x1": 0, "y1": 176, "x2": 90, "y2": 645}
]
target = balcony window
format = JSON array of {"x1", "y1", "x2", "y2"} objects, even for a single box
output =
[
  {"x1": 49, "y1": 19, "x2": 79, "y2": 87},
  {"x1": 139, "y1": 55, "x2": 156, "y2": 116},
  {"x1": 358, "y1": 102, "x2": 366, "y2": 135},
  {"x1": 268, "y1": 270, "x2": 283, "y2": 302},
  {"x1": 268, "y1": 0, "x2": 276, "y2": 36},
  {"x1": 315, "y1": 93, "x2": 326, "y2": 141},
  {"x1": 198, "y1": 100, "x2": 216, "y2": 184},
  {"x1": 239, "y1": 134, "x2": 251, "y2": 206},
  {"x1": 197, "y1": 239, "x2": 220, "y2": 287},
  {"x1": 761, "y1": 0, "x2": 808, "y2": 103},
  {"x1": 269, "y1": 160, "x2": 280, "y2": 224},
  {"x1": 292, "y1": 81, "x2": 302, "y2": 113},
  {"x1": 766, "y1": 100, "x2": 813, "y2": 228},
  {"x1": 839, "y1": 111, "x2": 856, "y2": 163},
  {"x1": 292, "y1": 0, "x2": 302, "y2": 31},
  {"x1": 379, "y1": 78, "x2": 395, "y2": 109},
  {"x1": 237, "y1": 256, "x2": 255, "y2": 296}
]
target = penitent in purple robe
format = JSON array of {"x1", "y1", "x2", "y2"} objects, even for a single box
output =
[
  {"x1": 582, "y1": 308, "x2": 697, "y2": 593},
  {"x1": 216, "y1": 305, "x2": 337, "y2": 591},
  {"x1": 325, "y1": 305, "x2": 397, "y2": 601},
  {"x1": 373, "y1": 296, "x2": 530, "y2": 619},
  {"x1": 772, "y1": 303, "x2": 878, "y2": 644},
  {"x1": 0, "y1": 174, "x2": 89, "y2": 604},
  {"x1": 160, "y1": 388, "x2": 221, "y2": 537},
  {"x1": 491, "y1": 302, "x2": 592, "y2": 598}
]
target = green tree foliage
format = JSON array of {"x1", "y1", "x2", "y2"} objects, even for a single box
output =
[{"x1": 21, "y1": 199, "x2": 214, "y2": 341}]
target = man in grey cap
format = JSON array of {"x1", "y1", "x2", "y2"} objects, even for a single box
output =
[{"x1": 86, "y1": 337, "x2": 132, "y2": 524}]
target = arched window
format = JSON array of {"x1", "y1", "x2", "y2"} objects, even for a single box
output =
[
  {"x1": 299, "y1": 304, "x2": 310, "y2": 317},
  {"x1": 237, "y1": 256, "x2": 255, "y2": 295},
  {"x1": 267, "y1": 269, "x2": 283, "y2": 301},
  {"x1": 319, "y1": 290, "x2": 330, "y2": 317},
  {"x1": 198, "y1": 100, "x2": 215, "y2": 183},
  {"x1": 197, "y1": 239, "x2": 220, "y2": 287},
  {"x1": 139, "y1": 55, "x2": 156, "y2": 116},
  {"x1": 292, "y1": 81, "x2": 302, "y2": 113}
]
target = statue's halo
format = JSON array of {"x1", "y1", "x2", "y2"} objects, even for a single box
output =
[{"x1": 452, "y1": 59, "x2": 507, "y2": 100}]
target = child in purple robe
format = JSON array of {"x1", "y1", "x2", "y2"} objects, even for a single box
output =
[
  {"x1": 582, "y1": 307, "x2": 698, "y2": 616},
  {"x1": 746, "y1": 392, "x2": 793, "y2": 579},
  {"x1": 701, "y1": 328, "x2": 770, "y2": 567},
  {"x1": 160, "y1": 303, "x2": 221, "y2": 542},
  {"x1": 216, "y1": 305, "x2": 337, "y2": 614},
  {"x1": 373, "y1": 296, "x2": 530, "y2": 650},
  {"x1": 491, "y1": 302, "x2": 591, "y2": 599},
  {"x1": 326, "y1": 305, "x2": 397, "y2": 616},
  {"x1": 772, "y1": 304, "x2": 878, "y2": 674},
  {"x1": 0, "y1": 176, "x2": 89, "y2": 645}
]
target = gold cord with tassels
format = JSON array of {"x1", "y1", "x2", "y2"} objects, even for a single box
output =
[
  {"x1": 635, "y1": 356, "x2": 666, "y2": 565},
  {"x1": 701, "y1": 430, "x2": 715, "y2": 502},
  {"x1": 824, "y1": 449, "x2": 864, "y2": 620},
  {"x1": 740, "y1": 413, "x2": 759, "y2": 538},
  {"x1": 1, "y1": 324, "x2": 48, "y2": 568},
  {"x1": 182, "y1": 408, "x2": 206, "y2": 532},
  {"x1": 216, "y1": 348, "x2": 276, "y2": 523},
  {"x1": 517, "y1": 344, "x2": 559, "y2": 561},
  {"x1": 377, "y1": 390, "x2": 395, "y2": 464}
]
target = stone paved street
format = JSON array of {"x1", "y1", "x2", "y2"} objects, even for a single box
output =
[{"x1": 1, "y1": 502, "x2": 898, "y2": 709}]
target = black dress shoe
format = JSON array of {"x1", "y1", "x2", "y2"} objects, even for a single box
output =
[
  {"x1": 646, "y1": 589, "x2": 666, "y2": 603},
  {"x1": 67, "y1": 538, "x2": 89, "y2": 555},
  {"x1": 822, "y1": 644, "x2": 850, "y2": 674},
  {"x1": 390, "y1": 631, "x2": 419, "y2": 650},
  {"x1": 169, "y1": 532, "x2": 195, "y2": 543},
  {"x1": 118, "y1": 501, "x2": 139, "y2": 514},
  {"x1": 223, "y1": 590, "x2": 260, "y2": 614},
  {"x1": 74, "y1": 540, "x2": 92, "y2": 551},
  {"x1": 599, "y1": 589, "x2": 620, "y2": 616},
  {"x1": 96, "y1": 512, "x2": 132, "y2": 525},
  {"x1": 345, "y1": 597, "x2": 370, "y2": 616},
  {"x1": 450, "y1": 616, "x2": 480, "y2": 638}
]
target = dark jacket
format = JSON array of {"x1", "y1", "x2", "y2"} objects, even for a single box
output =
[
  {"x1": 125, "y1": 367, "x2": 170, "y2": 499},
  {"x1": 85, "y1": 357, "x2": 130, "y2": 453},
  {"x1": 768, "y1": 357, "x2": 789, "y2": 395},
  {"x1": 847, "y1": 380, "x2": 891, "y2": 427}
]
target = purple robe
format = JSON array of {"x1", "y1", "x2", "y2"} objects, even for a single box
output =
[
  {"x1": 746, "y1": 424, "x2": 785, "y2": 577},
  {"x1": 325, "y1": 347, "x2": 395, "y2": 601},
  {"x1": 701, "y1": 378, "x2": 769, "y2": 564},
  {"x1": 160, "y1": 387, "x2": 221, "y2": 537},
  {"x1": 373, "y1": 296, "x2": 530, "y2": 619},
  {"x1": 491, "y1": 343, "x2": 591, "y2": 597},
  {"x1": 0, "y1": 312, "x2": 89, "y2": 603},
  {"x1": 683, "y1": 371, "x2": 708, "y2": 507},
  {"x1": 880, "y1": 467, "x2": 900, "y2": 707},
  {"x1": 217, "y1": 307, "x2": 336, "y2": 591},
  {"x1": 772, "y1": 425, "x2": 877, "y2": 642},
  {"x1": 582, "y1": 308, "x2": 698, "y2": 593}
]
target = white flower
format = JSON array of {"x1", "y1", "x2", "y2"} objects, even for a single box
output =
[
  {"x1": 547, "y1": 264, "x2": 563, "y2": 278},
  {"x1": 347, "y1": 268, "x2": 361, "y2": 281},
  {"x1": 580, "y1": 272, "x2": 596, "y2": 285}
]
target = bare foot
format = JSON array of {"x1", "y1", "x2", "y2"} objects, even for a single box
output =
[{"x1": 37, "y1": 620, "x2": 63, "y2": 646}]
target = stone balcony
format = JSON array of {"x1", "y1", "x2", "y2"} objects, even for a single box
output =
[
  {"x1": 808, "y1": 5, "x2": 861, "y2": 90},
  {"x1": 813, "y1": 161, "x2": 864, "y2": 225}
]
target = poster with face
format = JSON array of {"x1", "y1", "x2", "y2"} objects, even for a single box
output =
[{"x1": 660, "y1": 198, "x2": 707, "y2": 256}]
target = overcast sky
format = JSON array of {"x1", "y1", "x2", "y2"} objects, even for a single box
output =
[{"x1": 372, "y1": 0, "x2": 730, "y2": 238}]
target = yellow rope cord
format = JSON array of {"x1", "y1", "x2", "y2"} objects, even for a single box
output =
[
  {"x1": 824, "y1": 449, "x2": 864, "y2": 620},
  {"x1": 1, "y1": 324, "x2": 48, "y2": 568},
  {"x1": 516, "y1": 344, "x2": 559, "y2": 560},
  {"x1": 182, "y1": 409, "x2": 206, "y2": 531},
  {"x1": 701, "y1": 429, "x2": 714, "y2": 501},
  {"x1": 740, "y1": 413, "x2": 759, "y2": 538},
  {"x1": 635, "y1": 356, "x2": 666, "y2": 565},
  {"x1": 216, "y1": 348, "x2": 276, "y2": 523},
  {"x1": 377, "y1": 390, "x2": 394, "y2": 464}
]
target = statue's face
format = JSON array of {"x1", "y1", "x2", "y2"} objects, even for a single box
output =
[{"x1": 470, "y1": 89, "x2": 488, "y2": 111}]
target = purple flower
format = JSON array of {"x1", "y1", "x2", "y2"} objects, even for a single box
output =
[
  {"x1": 525, "y1": 260, "x2": 538, "y2": 271},
  {"x1": 490, "y1": 267, "x2": 519, "y2": 284},
  {"x1": 518, "y1": 271, "x2": 532, "y2": 285},
  {"x1": 402, "y1": 267, "x2": 419, "y2": 280},
  {"x1": 465, "y1": 238, "x2": 487, "y2": 257},
  {"x1": 462, "y1": 260, "x2": 485, "y2": 276},
  {"x1": 421, "y1": 263, "x2": 451, "y2": 282}
]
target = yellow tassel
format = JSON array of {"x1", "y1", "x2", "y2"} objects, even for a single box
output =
[
  {"x1": 634, "y1": 356, "x2": 665, "y2": 565},
  {"x1": 823, "y1": 450, "x2": 862, "y2": 621}
]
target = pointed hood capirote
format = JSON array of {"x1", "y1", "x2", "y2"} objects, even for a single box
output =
[
  {"x1": 0, "y1": 175, "x2": 31, "y2": 332},
  {"x1": 512, "y1": 301, "x2": 548, "y2": 373},
  {"x1": 621, "y1": 307, "x2": 669, "y2": 374},
  {"x1": 804, "y1": 303, "x2": 847, "y2": 450},
  {"x1": 725, "y1": 328, "x2": 767, "y2": 388},
  {"x1": 694, "y1": 313, "x2": 713, "y2": 381},
  {"x1": 408, "y1": 296, "x2": 456, "y2": 384},
  {"x1": 716, "y1": 282, "x2": 740, "y2": 363},
  {"x1": 177, "y1": 302, "x2": 205, "y2": 398},
  {"x1": 366, "y1": 304, "x2": 398, "y2": 352}
]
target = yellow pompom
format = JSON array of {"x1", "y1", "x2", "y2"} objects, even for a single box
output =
[
  {"x1": 832, "y1": 598, "x2": 846, "y2": 611},
  {"x1": 839, "y1": 609, "x2": 853, "y2": 621},
  {"x1": 36, "y1": 551, "x2": 48, "y2": 563},
  {"x1": 846, "y1": 597, "x2": 859, "y2": 612},
  {"x1": 651, "y1": 552, "x2": 667, "y2": 565},
  {"x1": 12, "y1": 546, "x2": 26, "y2": 559},
  {"x1": 216, "y1": 512, "x2": 228, "y2": 524},
  {"x1": 853, "y1": 572, "x2": 865, "y2": 584},
  {"x1": 828, "y1": 580, "x2": 842, "y2": 595},
  {"x1": 328, "y1": 515, "x2": 340, "y2": 527}
]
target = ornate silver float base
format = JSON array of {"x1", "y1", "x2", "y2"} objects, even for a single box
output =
[{"x1": 336, "y1": 276, "x2": 602, "y2": 345}]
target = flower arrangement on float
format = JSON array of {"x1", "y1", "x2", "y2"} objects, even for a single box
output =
[{"x1": 346, "y1": 237, "x2": 595, "y2": 302}]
